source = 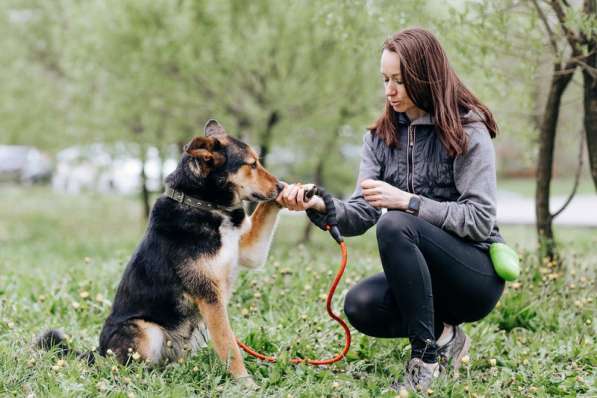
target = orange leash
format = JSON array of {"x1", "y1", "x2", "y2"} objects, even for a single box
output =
[{"x1": 236, "y1": 239, "x2": 351, "y2": 365}]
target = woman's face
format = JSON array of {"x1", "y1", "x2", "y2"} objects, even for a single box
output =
[{"x1": 380, "y1": 49, "x2": 419, "y2": 115}]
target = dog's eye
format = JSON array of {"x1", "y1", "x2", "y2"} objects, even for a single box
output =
[{"x1": 250, "y1": 162, "x2": 257, "y2": 169}]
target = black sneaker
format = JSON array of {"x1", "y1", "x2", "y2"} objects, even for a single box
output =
[
  {"x1": 437, "y1": 325, "x2": 470, "y2": 376},
  {"x1": 390, "y1": 357, "x2": 440, "y2": 395}
]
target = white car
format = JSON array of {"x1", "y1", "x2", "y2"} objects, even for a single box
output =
[
  {"x1": 0, "y1": 145, "x2": 52, "y2": 184},
  {"x1": 52, "y1": 143, "x2": 177, "y2": 194}
]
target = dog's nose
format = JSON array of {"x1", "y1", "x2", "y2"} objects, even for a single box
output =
[{"x1": 276, "y1": 181, "x2": 285, "y2": 193}]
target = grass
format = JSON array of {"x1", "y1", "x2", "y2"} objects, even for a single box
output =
[{"x1": 0, "y1": 186, "x2": 595, "y2": 397}]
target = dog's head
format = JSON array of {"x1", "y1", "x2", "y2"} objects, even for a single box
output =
[{"x1": 180, "y1": 119, "x2": 281, "y2": 203}]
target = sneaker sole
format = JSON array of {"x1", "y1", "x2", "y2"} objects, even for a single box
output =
[{"x1": 452, "y1": 334, "x2": 471, "y2": 378}]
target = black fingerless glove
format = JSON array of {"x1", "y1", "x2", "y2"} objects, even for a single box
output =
[{"x1": 305, "y1": 188, "x2": 337, "y2": 231}]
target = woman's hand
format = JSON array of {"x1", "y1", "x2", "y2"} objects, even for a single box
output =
[
  {"x1": 361, "y1": 179, "x2": 412, "y2": 209},
  {"x1": 276, "y1": 183, "x2": 326, "y2": 212}
]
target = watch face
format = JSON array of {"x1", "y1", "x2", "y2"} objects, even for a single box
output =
[
  {"x1": 408, "y1": 196, "x2": 420, "y2": 213},
  {"x1": 413, "y1": 199, "x2": 420, "y2": 210}
]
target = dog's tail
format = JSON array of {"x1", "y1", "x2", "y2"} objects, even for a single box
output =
[{"x1": 35, "y1": 329, "x2": 96, "y2": 365}]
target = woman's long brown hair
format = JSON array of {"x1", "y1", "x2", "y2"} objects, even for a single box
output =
[{"x1": 370, "y1": 28, "x2": 497, "y2": 155}]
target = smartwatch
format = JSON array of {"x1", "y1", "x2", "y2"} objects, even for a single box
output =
[{"x1": 405, "y1": 195, "x2": 421, "y2": 216}]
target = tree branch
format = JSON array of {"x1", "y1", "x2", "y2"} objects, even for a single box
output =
[
  {"x1": 549, "y1": 0, "x2": 581, "y2": 54},
  {"x1": 579, "y1": 0, "x2": 595, "y2": 45},
  {"x1": 532, "y1": 0, "x2": 560, "y2": 55},
  {"x1": 572, "y1": 52, "x2": 597, "y2": 78},
  {"x1": 552, "y1": 128, "x2": 586, "y2": 218}
]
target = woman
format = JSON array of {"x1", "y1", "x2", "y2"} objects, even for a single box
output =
[{"x1": 277, "y1": 27, "x2": 506, "y2": 393}]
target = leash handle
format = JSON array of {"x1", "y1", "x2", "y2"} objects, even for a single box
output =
[{"x1": 304, "y1": 185, "x2": 343, "y2": 244}]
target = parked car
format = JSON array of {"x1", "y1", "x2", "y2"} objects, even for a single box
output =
[
  {"x1": 0, "y1": 145, "x2": 53, "y2": 184},
  {"x1": 52, "y1": 143, "x2": 177, "y2": 194}
]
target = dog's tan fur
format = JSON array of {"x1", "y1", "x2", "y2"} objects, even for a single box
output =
[
  {"x1": 119, "y1": 135, "x2": 281, "y2": 384},
  {"x1": 38, "y1": 122, "x2": 283, "y2": 387}
]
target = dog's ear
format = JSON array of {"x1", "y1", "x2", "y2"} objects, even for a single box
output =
[
  {"x1": 184, "y1": 136, "x2": 222, "y2": 153},
  {"x1": 183, "y1": 136, "x2": 225, "y2": 170},
  {"x1": 204, "y1": 119, "x2": 226, "y2": 137}
]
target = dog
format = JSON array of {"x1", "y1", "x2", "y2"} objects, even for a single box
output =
[{"x1": 37, "y1": 119, "x2": 284, "y2": 385}]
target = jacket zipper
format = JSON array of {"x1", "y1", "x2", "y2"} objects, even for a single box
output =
[{"x1": 407, "y1": 125, "x2": 416, "y2": 193}]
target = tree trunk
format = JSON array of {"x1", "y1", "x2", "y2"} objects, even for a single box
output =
[
  {"x1": 259, "y1": 110, "x2": 280, "y2": 168},
  {"x1": 535, "y1": 62, "x2": 576, "y2": 261},
  {"x1": 156, "y1": 146, "x2": 165, "y2": 193},
  {"x1": 582, "y1": 0, "x2": 597, "y2": 190},
  {"x1": 140, "y1": 147, "x2": 151, "y2": 220}
]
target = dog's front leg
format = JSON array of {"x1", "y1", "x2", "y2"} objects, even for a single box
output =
[
  {"x1": 195, "y1": 299, "x2": 254, "y2": 386},
  {"x1": 239, "y1": 201, "x2": 281, "y2": 268}
]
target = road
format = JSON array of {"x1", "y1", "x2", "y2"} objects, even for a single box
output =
[{"x1": 497, "y1": 192, "x2": 596, "y2": 226}]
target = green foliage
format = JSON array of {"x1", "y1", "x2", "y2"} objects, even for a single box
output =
[
  {"x1": 4, "y1": 0, "x2": 583, "y2": 187},
  {"x1": 0, "y1": 186, "x2": 595, "y2": 397}
]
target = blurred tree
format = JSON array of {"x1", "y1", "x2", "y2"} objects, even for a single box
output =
[
  {"x1": 58, "y1": 0, "x2": 220, "y2": 218},
  {"x1": 577, "y1": 0, "x2": 597, "y2": 189},
  {"x1": 0, "y1": 0, "x2": 72, "y2": 150},
  {"x1": 529, "y1": 0, "x2": 596, "y2": 261},
  {"x1": 3, "y1": 0, "x2": 592, "y2": 248},
  {"x1": 433, "y1": 0, "x2": 545, "y2": 177},
  {"x1": 438, "y1": 0, "x2": 594, "y2": 262}
]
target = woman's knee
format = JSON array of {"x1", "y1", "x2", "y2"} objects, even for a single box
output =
[
  {"x1": 376, "y1": 211, "x2": 418, "y2": 247},
  {"x1": 344, "y1": 284, "x2": 377, "y2": 329}
]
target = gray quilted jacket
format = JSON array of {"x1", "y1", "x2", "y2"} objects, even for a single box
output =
[{"x1": 307, "y1": 110, "x2": 504, "y2": 250}]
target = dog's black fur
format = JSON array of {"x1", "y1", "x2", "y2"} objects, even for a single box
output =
[
  {"x1": 98, "y1": 134, "x2": 259, "y2": 361},
  {"x1": 38, "y1": 120, "x2": 282, "y2": 382}
]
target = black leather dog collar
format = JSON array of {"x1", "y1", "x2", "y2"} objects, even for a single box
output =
[{"x1": 164, "y1": 185, "x2": 243, "y2": 215}]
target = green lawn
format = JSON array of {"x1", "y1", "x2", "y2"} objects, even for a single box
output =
[{"x1": 0, "y1": 186, "x2": 595, "y2": 397}]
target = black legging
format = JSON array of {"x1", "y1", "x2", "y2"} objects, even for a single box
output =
[{"x1": 343, "y1": 210, "x2": 504, "y2": 363}]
